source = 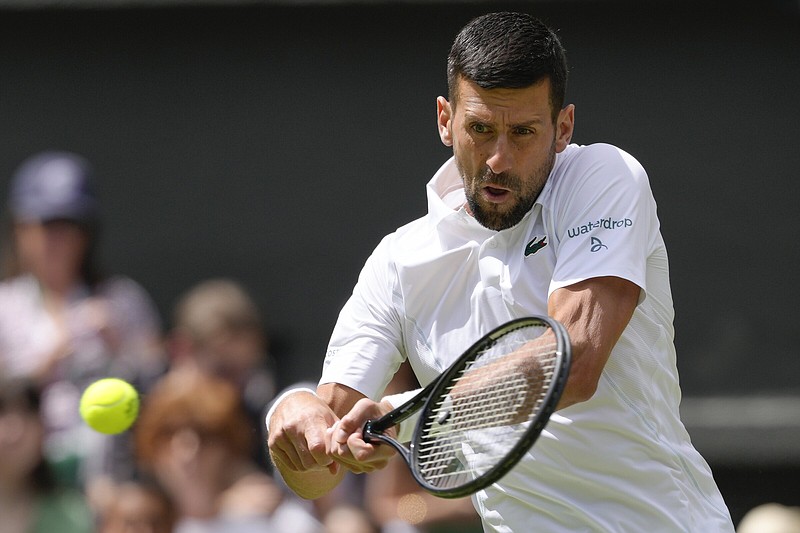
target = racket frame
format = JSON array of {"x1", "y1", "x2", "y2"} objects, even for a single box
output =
[{"x1": 363, "y1": 316, "x2": 571, "y2": 498}]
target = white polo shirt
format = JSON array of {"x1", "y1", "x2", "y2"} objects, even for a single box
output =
[{"x1": 321, "y1": 143, "x2": 733, "y2": 532}]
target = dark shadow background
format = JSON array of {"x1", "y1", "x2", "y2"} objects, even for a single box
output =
[{"x1": 0, "y1": 0, "x2": 798, "y2": 524}]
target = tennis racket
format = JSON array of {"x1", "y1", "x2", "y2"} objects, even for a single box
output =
[{"x1": 362, "y1": 315, "x2": 571, "y2": 498}]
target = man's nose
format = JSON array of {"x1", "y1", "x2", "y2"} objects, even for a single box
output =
[{"x1": 486, "y1": 135, "x2": 513, "y2": 175}]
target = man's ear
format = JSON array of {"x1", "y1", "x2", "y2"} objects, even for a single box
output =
[
  {"x1": 437, "y1": 96, "x2": 453, "y2": 147},
  {"x1": 555, "y1": 104, "x2": 575, "y2": 153}
]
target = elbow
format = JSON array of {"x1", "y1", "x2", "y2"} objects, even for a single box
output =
[
  {"x1": 570, "y1": 378, "x2": 598, "y2": 404},
  {"x1": 561, "y1": 368, "x2": 601, "y2": 406}
]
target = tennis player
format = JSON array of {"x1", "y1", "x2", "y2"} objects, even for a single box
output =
[{"x1": 267, "y1": 12, "x2": 735, "y2": 531}]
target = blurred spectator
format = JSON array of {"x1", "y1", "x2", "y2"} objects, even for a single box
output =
[
  {"x1": 98, "y1": 476, "x2": 177, "y2": 533},
  {"x1": 322, "y1": 505, "x2": 378, "y2": 533},
  {"x1": 364, "y1": 362, "x2": 482, "y2": 533},
  {"x1": 0, "y1": 376, "x2": 93, "y2": 533},
  {"x1": 737, "y1": 503, "x2": 800, "y2": 533},
  {"x1": 135, "y1": 367, "x2": 322, "y2": 533},
  {"x1": 0, "y1": 151, "x2": 166, "y2": 492},
  {"x1": 169, "y1": 278, "x2": 277, "y2": 468}
]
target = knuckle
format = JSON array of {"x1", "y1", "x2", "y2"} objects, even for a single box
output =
[
  {"x1": 306, "y1": 439, "x2": 326, "y2": 455},
  {"x1": 352, "y1": 447, "x2": 372, "y2": 463}
]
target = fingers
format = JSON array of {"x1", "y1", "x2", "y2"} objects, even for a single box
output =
[
  {"x1": 328, "y1": 398, "x2": 374, "y2": 458},
  {"x1": 330, "y1": 396, "x2": 388, "y2": 446},
  {"x1": 327, "y1": 421, "x2": 385, "y2": 474},
  {"x1": 268, "y1": 393, "x2": 397, "y2": 476},
  {"x1": 304, "y1": 425, "x2": 336, "y2": 470},
  {"x1": 272, "y1": 422, "x2": 336, "y2": 472},
  {"x1": 327, "y1": 398, "x2": 397, "y2": 474},
  {"x1": 267, "y1": 391, "x2": 339, "y2": 473}
]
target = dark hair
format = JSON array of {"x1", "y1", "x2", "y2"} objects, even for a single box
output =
[
  {"x1": 135, "y1": 369, "x2": 254, "y2": 466},
  {"x1": 447, "y1": 12, "x2": 568, "y2": 120}
]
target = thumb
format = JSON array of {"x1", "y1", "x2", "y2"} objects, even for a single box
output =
[
  {"x1": 331, "y1": 417, "x2": 361, "y2": 446},
  {"x1": 331, "y1": 400, "x2": 375, "y2": 446}
]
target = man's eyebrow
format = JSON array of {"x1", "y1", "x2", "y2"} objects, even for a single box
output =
[
  {"x1": 510, "y1": 118, "x2": 546, "y2": 128},
  {"x1": 463, "y1": 112, "x2": 547, "y2": 127}
]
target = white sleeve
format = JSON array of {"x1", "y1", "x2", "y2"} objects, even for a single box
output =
[
  {"x1": 548, "y1": 144, "x2": 658, "y2": 301},
  {"x1": 319, "y1": 235, "x2": 405, "y2": 401}
]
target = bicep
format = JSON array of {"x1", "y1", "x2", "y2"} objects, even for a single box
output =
[{"x1": 548, "y1": 276, "x2": 640, "y2": 407}]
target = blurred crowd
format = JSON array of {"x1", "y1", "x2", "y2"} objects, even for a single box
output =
[
  {"x1": 1, "y1": 150, "x2": 793, "y2": 533},
  {"x1": 0, "y1": 150, "x2": 482, "y2": 533}
]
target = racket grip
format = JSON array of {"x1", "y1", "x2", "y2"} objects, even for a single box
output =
[
  {"x1": 362, "y1": 419, "x2": 377, "y2": 443},
  {"x1": 362, "y1": 419, "x2": 411, "y2": 463}
]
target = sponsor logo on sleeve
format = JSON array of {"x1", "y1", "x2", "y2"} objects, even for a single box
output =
[
  {"x1": 568, "y1": 217, "x2": 633, "y2": 238},
  {"x1": 590, "y1": 237, "x2": 608, "y2": 252}
]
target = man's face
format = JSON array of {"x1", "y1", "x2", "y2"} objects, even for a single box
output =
[
  {"x1": 14, "y1": 219, "x2": 89, "y2": 288},
  {"x1": 438, "y1": 77, "x2": 574, "y2": 230}
]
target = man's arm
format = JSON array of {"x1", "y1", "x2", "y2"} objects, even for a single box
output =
[{"x1": 548, "y1": 275, "x2": 640, "y2": 409}]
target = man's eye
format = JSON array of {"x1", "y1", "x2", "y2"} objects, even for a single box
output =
[
  {"x1": 471, "y1": 123, "x2": 490, "y2": 134},
  {"x1": 514, "y1": 127, "x2": 534, "y2": 135}
]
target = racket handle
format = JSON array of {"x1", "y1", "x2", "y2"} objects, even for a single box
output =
[
  {"x1": 362, "y1": 419, "x2": 377, "y2": 443},
  {"x1": 362, "y1": 419, "x2": 411, "y2": 463}
]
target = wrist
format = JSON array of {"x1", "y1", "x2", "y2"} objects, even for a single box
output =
[
  {"x1": 264, "y1": 387, "x2": 317, "y2": 434},
  {"x1": 380, "y1": 388, "x2": 422, "y2": 443}
]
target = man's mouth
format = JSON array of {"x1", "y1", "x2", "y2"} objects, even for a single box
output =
[{"x1": 483, "y1": 185, "x2": 512, "y2": 202}]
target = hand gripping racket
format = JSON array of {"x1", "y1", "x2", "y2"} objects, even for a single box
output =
[{"x1": 362, "y1": 316, "x2": 571, "y2": 498}]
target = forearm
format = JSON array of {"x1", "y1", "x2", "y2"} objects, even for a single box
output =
[{"x1": 549, "y1": 276, "x2": 640, "y2": 408}]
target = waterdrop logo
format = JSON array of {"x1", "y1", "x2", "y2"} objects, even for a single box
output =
[
  {"x1": 590, "y1": 237, "x2": 608, "y2": 252},
  {"x1": 568, "y1": 217, "x2": 633, "y2": 239}
]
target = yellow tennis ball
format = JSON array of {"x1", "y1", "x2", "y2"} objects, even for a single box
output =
[{"x1": 79, "y1": 378, "x2": 139, "y2": 435}]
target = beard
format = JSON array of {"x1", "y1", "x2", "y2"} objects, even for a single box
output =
[{"x1": 460, "y1": 145, "x2": 556, "y2": 231}]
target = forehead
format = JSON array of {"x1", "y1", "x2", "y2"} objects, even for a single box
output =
[{"x1": 454, "y1": 77, "x2": 553, "y2": 122}]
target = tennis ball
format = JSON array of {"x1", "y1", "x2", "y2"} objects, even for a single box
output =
[{"x1": 79, "y1": 378, "x2": 139, "y2": 435}]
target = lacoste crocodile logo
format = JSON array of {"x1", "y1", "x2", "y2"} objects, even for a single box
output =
[{"x1": 524, "y1": 236, "x2": 548, "y2": 257}]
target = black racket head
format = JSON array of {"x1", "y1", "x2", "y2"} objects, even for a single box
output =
[{"x1": 408, "y1": 316, "x2": 571, "y2": 498}]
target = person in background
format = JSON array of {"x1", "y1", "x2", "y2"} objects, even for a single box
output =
[
  {"x1": 98, "y1": 476, "x2": 177, "y2": 533},
  {"x1": 0, "y1": 376, "x2": 93, "y2": 533},
  {"x1": 135, "y1": 367, "x2": 322, "y2": 533},
  {"x1": 0, "y1": 151, "x2": 166, "y2": 494},
  {"x1": 321, "y1": 505, "x2": 378, "y2": 533},
  {"x1": 168, "y1": 278, "x2": 277, "y2": 468},
  {"x1": 737, "y1": 503, "x2": 800, "y2": 533}
]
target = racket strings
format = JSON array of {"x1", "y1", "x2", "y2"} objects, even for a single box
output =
[
  {"x1": 419, "y1": 369, "x2": 552, "y2": 439},
  {"x1": 415, "y1": 329, "x2": 559, "y2": 487},
  {"x1": 434, "y1": 342, "x2": 557, "y2": 425}
]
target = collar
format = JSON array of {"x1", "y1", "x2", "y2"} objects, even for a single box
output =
[{"x1": 425, "y1": 156, "x2": 466, "y2": 227}]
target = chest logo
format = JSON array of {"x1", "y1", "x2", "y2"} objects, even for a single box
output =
[{"x1": 524, "y1": 236, "x2": 548, "y2": 257}]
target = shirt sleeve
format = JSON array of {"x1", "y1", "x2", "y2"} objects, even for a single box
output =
[
  {"x1": 319, "y1": 234, "x2": 405, "y2": 401},
  {"x1": 548, "y1": 144, "x2": 659, "y2": 301}
]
